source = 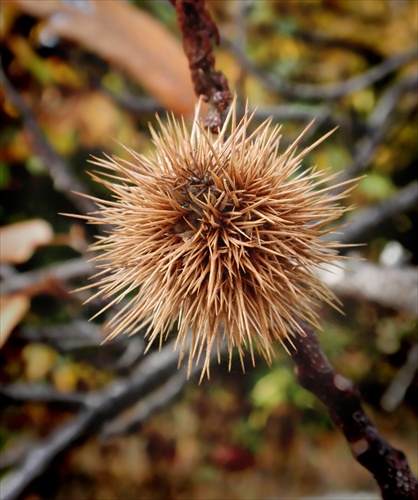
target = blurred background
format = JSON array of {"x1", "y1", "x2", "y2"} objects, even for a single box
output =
[{"x1": 1, "y1": 1, "x2": 417, "y2": 499}]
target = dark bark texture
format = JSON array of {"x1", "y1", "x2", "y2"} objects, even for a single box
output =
[
  {"x1": 170, "y1": 0, "x2": 232, "y2": 131},
  {"x1": 285, "y1": 323, "x2": 417, "y2": 500}
]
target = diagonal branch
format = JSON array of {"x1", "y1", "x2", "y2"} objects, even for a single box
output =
[
  {"x1": 330, "y1": 181, "x2": 418, "y2": 246},
  {"x1": 319, "y1": 260, "x2": 418, "y2": 318},
  {"x1": 1, "y1": 69, "x2": 98, "y2": 217},
  {"x1": 284, "y1": 322, "x2": 417, "y2": 500},
  {"x1": 338, "y1": 73, "x2": 418, "y2": 185},
  {"x1": 0, "y1": 339, "x2": 206, "y2": 500},
  {"x1": 223, "y1": 41, "x2": 417, "y2": 101}
]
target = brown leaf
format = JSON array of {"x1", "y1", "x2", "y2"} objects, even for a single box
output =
[
  {"x1": 6, "y1": 0, "x2": 196, "y2": 115},
  {"x1": 0, "y1": 294, "x2": 30, "y2": 348},
  {"x1": 0, "y1": 219, "x2": 54, "y2": 264}
]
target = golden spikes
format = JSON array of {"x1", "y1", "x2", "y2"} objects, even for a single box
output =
[{"x1": 76, "y1": 100, "x2": 355, "y2": 380}]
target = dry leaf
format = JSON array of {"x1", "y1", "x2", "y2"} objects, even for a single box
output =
[
  {"x1": 6, "y1": 0, "x2": 196, "y2": 115},
  {"x1": 0, "y1": 294, "x2": 30, "y2": 348},
  {"x1": 0, "y1": 219, "x2": 54, "y2": 264}
]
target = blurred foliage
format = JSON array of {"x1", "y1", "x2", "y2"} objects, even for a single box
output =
[{"x1": 1, "y1": 0, "x2": 417, "y2": 499}]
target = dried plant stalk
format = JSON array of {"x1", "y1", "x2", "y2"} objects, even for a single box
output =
[{"x1": 76, "y1": 100, "x2": 355, "y2": 379}]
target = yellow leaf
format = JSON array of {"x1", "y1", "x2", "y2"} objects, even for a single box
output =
[
  {"x1": 22, "y1": 343, "x2": 58, "y2": 381},
  {"x1": 0, "y1": 294, "x2": 30, "y2": 348},
  {"x1": 53, "y1": 363, "x2": 78, "y2": 393}
]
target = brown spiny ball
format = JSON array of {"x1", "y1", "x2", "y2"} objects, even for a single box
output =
[{"x1": 81, "y1": 102, "x2": 353, "y2": 379}]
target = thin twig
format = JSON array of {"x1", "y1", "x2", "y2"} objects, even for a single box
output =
[
  {"x1": 330, "y1": 181, "x2": 418, "y2": 246},
  {"x1": 290, "y1": 28, "x2": 384, "y2": 62},
  {"x1": 284, "y1": 322, "x2": 418, "y2": 500},
  {"x1": 106, "y1": 88, "x2": 334, "y2": 125},
  {"x1": 339, "y1": 74, "x2": 418, "y2": 184},
  {"x1": 318, "y1": 260, "x2": 418, "y2": 317},
  {"x1": 223, "y1": 41, "x2": 417, "y2": 101},
  {"x1": 0, "y1": 384, "x2": 86, "y2": 409},
  {"x1": 0, "y1": 338, "x2": 218, "y2": 500},
  {"x1": 170, "y1": 0, "x2": 232, "y2": 131},
  {"x1": 16, "y1": 320, "x2": 104, "y2": 351},
  {"x1": 0, "y1": 258, "x2": 93, "y2": 295},
  {"x1": 15, "y1": 321, "x2": 145, "y2": 372},
  {"x1": 102, "y1": 89, "x2": 165, "y2": 115},
  {"x1": 100, "y1": 369, "x2": 192, "y2": 440},
  {"x1": 380, "y1": 344, "x2": 418, "y2": 412},
  {"x1": 1, "y1": 69, "x2": 98, "y2": 217},
  {"x1": 246, "y1": 103, "x2": 333, "y2": 124}
]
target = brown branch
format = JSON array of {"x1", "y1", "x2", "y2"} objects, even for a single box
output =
[
  {"x1": 325, "y1": 181, "x2": 418, "y2": 247},
  {"x1": 1, "y1": 69, "x2": 99, "y2": 218},
  {"x1": 284, "y1": 322, "x2": 418, "y2": 500},
  {"x1": 223, "y1": 41, "x2": 417, "y2": 101},
  {"x1": 170, "y1": 0, "x2": 232, "y2": 131},
  {"x1": 0, "y1": 339, "x2": 213, "y2": 500},
  {"x1": 338, "y1": 73, "x2": 418, "y2": 186},
  {"x1": 100, "y1": 369, "x2": 190, "y2": 441}
]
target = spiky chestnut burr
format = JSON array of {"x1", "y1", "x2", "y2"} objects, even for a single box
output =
[{"x1": 77, "y1": 101, "x2": 355, "y2": 379}]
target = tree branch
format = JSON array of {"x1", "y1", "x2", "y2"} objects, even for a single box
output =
[
  {"x1": 0, "y1": 339, "x2": 205, "y2": 500},
  {"x1": 319, "y1": 260, "x2": 418, "y2": 318},
  {"x1": 170, "y1": 0, "x2": 232, "y2": 131},
  {"x1": 1, "y1": 69, "x2": 98, "y2": 217},
  {"x1": 339, "y1": 74, "x2": 418, "y2": 184},
  {"x1": 323, "y1": 181, "x2": 418, "y2": 249},
  {"x1": 0, "y1": 258, "x2": 93, "y2": 296},
  {"x1": 380, "y1": 344, "x2": 418, "y2": 412},
  {"x1": 332, "y1": 181, "x2": 418, "y2": 246},
  {"x1": 0, "y1": 383, "x2": 86, "y2": 409},
  {"x1": 284, "y1": 322, "x2": 417, "y2": 500},
  {"x1": 223, "y1": 41, "x2": 417, "y2": 101},
  {"x1": 100, "y1": 369, "x2": 191, "y2": 441}
]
